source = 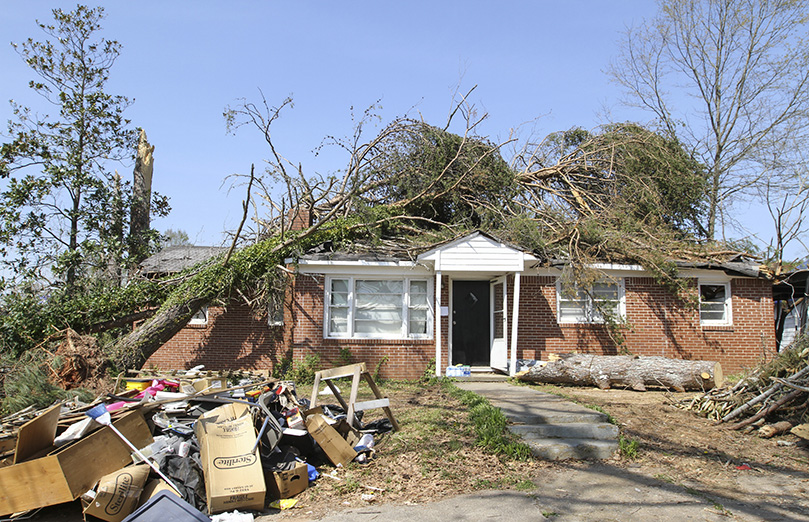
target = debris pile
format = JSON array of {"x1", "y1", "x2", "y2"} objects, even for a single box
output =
[
  {"x1": 0, "y1": 362, "x2": 396, "y2": 520},
  {"x1": 677, "y1": 337, "x2": 809, "y2": 439}
]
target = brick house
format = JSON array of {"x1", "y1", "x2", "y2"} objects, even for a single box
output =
[{"x1": 144, "y1": 231, "x2": 777, "y2": 379}]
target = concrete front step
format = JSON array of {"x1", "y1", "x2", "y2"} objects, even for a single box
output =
[
  {"x1": 525, "y1": 437, "x2": 619, "y2": 460},
  {"x1": 509, "y1": 421, "x2": 619, "y2": 440},
  {"x1": 505, "y1": 410, "x2": 610, "y2": 425}
]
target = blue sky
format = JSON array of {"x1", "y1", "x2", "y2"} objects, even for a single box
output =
[{"x1": 1, "y1": 2, "x2": 797, "y2": 258}]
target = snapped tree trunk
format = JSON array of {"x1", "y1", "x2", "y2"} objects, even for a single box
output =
[
  {"x1": 130, "y1": 129, "x2": 155, "y2": 264},
  {"x1": 519, "y1": 354, "x2": 723, "y2": 392}
]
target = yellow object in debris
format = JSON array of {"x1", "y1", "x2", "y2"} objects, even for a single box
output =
[
  {"x1": 269, "y1": 498, "x2": 298, "y2": 510},
  {"x1": 124, "y1": 379, "x2": 151, "y2": 391}
]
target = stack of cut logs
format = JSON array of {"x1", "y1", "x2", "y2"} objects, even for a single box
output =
[{"x1": 677, "y1": 340, "x2": 809, "y2": 438}]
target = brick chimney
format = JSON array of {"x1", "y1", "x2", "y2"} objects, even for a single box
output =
[{"x1": 288, "y1": 205, "x2": 313, "y2": 231}]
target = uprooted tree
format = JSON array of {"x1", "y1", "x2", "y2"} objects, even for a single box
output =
[{"x1": 1, "y1": 88, "x2": 751, "y2": 390}]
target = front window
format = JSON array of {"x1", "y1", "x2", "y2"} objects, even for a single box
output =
[
  {"x1": 699, "y1": 281, "x2": 731, "y2": 325},
  {"x1": 326, "y1": 277, "x2": 432, "y2": 339},
  {"x1": 557, "y1": 279, "x2": 624, "y2": 324},
  {"x1": 268, "y1": 291, "x2": 284, "y2": 327},
  {"x1": 189, "y1": 306, "x2": 208, "y2": 326}
]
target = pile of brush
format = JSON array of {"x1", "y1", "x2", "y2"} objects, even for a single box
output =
[{"x1": 677, "y1": 334, "x2": 809, "y2": 438}]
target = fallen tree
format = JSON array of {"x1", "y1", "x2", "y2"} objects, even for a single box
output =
[{"x1": 518, "y1": 353, "x2": 724, "y2": 392}]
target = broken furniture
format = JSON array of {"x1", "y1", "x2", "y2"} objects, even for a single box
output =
[{"x1": 309, "y1": 363, "x2": 399, "y2": 431}]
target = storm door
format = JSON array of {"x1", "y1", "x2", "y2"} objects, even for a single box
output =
[
  {"x1": 490, "y1": 277, "x2": 508, "y2": 372},
  {"x1": 452, "y1": 280, "x2": 491, "y2": 366}
]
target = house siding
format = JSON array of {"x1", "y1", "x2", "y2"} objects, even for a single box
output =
[
  {"x1": 512, "y1": 275, "x2": 775, "y2": 374},
  {"x1": 149, "y1": 271, "x2": 774, "y2": 378}
]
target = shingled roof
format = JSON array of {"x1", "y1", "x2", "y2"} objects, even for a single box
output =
[{"x1": 139, "y1": 246, "x2": 227, "y2": 275}]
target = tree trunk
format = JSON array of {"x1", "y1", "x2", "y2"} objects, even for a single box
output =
[
  {"x1": 130, "y1": 129, "x2": 155, "y2": 264},
  {"x1": 519, "y1": 354, "x2": 723, "y2": 392},
  {"x1": 112, "y1": 297, "x2": 206, "y2": 370}
]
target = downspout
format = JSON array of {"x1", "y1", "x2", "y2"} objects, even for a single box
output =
[
  {"x1": 435, "y1": 270, "x2": 442, "y2": 378},
  {"x1": 509, "y1": 271, "x2": 521, "y2": 376}
]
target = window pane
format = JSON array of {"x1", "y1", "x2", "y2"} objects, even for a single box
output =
[
  {"x1": 331, "y1": 279, "x2": 348, "y2": 293},
  {"x1": 701, "y1": 284, "x2": 726, "y2": 302},
  {"x1": 410, "y1": 309, "x2": 427, "y2": 322},
  {"x1": 357, "y1": 293, "x2": 402, "y2": 308},
  {"x1": 356, "y1": 320, "x2": 402, "y2": 334},
  {"x1": 330, "y1": 292, "x2": 348, "y2": 306},
  {"x1": 355, "y1": 309, "x2": 403, "y2": 321},
  {"x1": 560, "y1": 300, "x2": 587, "y2": 321},
  {"x1": 409, "y1": 320, "x2": 427, "y2": 334},
  {"x1": 330, "y1": 319, "x2": 348, "y2": 333},
  {"x1": 356, "y1": 280, "x2": 403, "y2": 294},
  {"x1": 593, "y1": 283, "x2": 619, "y2": 300},
  {"x1": 409, "y1": 293, "x2": 428, "y2": 307},
  {"x1": 410, "y1": 280, "x2": 427, "y2": 294},
  {"x1": 700, "y1": 284, "x2": 727, "y2": 322},
  {"x1": 493, "y1": 310, "x2": 504, "y2": 339}
]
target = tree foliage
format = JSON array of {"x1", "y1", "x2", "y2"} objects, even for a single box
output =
[
  {"x1": 0, "y1": 5, "x2": 168, "y2": 290},
  {"x1": 359, "y1": 122, "x2": 518, "y2": 227},
  {"x1": 1, "y1": 87, "x2": 726, "y2": 372},
  {"x1": 608, "y1": 0, "x2": 809, "y2": 240}
]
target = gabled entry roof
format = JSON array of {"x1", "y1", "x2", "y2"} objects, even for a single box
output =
[{"x1": 417, "y1": 230, "x2": 537, "y2": 273}]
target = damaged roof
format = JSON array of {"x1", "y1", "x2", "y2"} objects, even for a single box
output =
[{"x1": 140, "y1": 246, "x2": 228, "y2": 274}]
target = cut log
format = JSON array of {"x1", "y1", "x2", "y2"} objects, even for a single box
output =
[
  {"x1": 519, "y1": 354, "x2": 723, "y2": 392},
  {"x1": 758, "y1": 421, "x2": 793, "y2": 438}
]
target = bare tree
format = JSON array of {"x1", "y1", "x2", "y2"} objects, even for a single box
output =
[
  {"x1": 608, "y1": 0, "x2": 809, "y2": 240},
  {"x1": 763, "y1": 176, "x2": 808, "y2": 276}
]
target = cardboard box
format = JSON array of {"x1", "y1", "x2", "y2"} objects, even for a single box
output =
[
  {"x1": 139, "y1": 478, "x2": 179, "y2": 505},
  {"x1": 194, "y1": 402, "x2": 266, "y2": 514},
  {"x1": 304, "y1": 414, "x2": 357, "y2": 467},
  {"x1": 82, "y1": 464, "x2": 150, "y2": 522},
  {"x1": 0, "y1": 410, "x2": 153, "y2": 515},
  {"x1": 192, "y1": 377, "x2": 226, "y2": 394},
  {"x1": 266, "y1": 461, "x2": 308, "y2": 500}
]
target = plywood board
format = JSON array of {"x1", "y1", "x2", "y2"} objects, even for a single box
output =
[{"x1": 14, "y1": 403, "x2": 61, "y2": 463}]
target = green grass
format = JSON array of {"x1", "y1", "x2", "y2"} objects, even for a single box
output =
[
  {"x1": 618, "y1": 435, "x2": 640, "y2": 459},
  {"x1": 442, "y1": 381, "x2": 532, "y2": 460}
]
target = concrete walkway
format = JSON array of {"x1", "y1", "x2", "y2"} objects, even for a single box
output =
[{"x1": 455, "y1": 381, "x2": 619, "y2": 460}]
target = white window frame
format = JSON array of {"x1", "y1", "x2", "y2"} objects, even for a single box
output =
[
  {"x1": 556, "y1": 278, "x2": 625, "y2": 324},
  {"x1": 324, "y1": 276, "x2": 433, "y2": 339},
  {"x1": 189, "y1": 306, "x2": 209, "y2": 326},
  {"x1": 699, "y1": 280, "x2": 732, "y2": 326},
  {"x1": 268, "y1": 291, "x2": 284, "y2": 327}
]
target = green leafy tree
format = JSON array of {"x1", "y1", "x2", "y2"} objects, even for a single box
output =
[
  {"x1": 0, "y1": 5, "x2": 165, "y2": 290},
  {"x1": 161, "y1": 228, "x2": 192, "y2": 248},
  {"x1": 363, "y1": 123, "x2": 518, "y2": 227}
]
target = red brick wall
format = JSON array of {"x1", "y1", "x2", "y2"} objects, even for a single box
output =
[
  {"x1": 145, "y1": 304, "x2": 287, "y2": 371},
  {"x1": 513, "y1": 275, "x2": 776, "y2": 374},
  {"x1": 150, "y1": 272, "x2": 775, "y2": 378}
]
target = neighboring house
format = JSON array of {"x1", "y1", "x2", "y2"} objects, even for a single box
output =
[
  {"x1": 774, "y1": 268, "x2": 808, "y2": 350},
  {"x1": 142, "y1": 231, "x2": 778, "y2": 379}
]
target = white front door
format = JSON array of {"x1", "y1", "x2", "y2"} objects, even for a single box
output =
[{"x1": 490, "y1": 276, "x2": 508, "y2": 371}]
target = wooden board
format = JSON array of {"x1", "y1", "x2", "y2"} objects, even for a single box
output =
[{"x1": 13, "y1": 403, "x2": 61, "y2": 464}]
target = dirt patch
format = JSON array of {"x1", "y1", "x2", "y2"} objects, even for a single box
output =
[{"x1": 541, "y1": 385, "x2": 809, "y2": 519}]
